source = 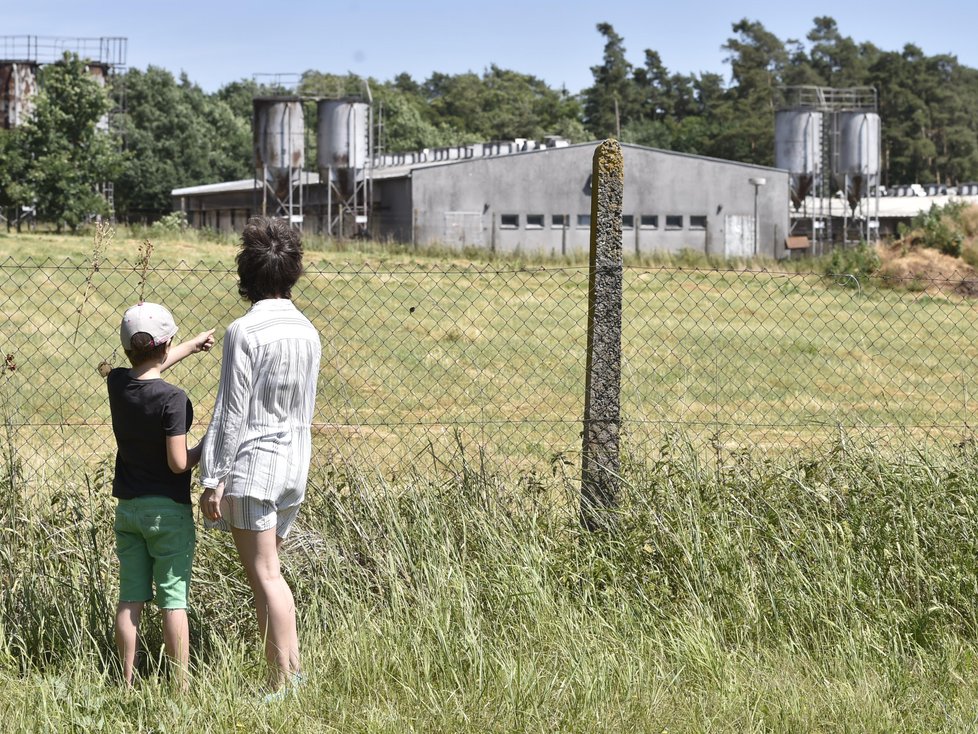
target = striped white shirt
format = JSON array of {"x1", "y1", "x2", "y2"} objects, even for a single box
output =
[{"x1": 200, "y1": 299, "x2": 321, "y2": 507}]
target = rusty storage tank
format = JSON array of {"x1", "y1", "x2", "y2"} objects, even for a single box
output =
[
  {"x1": 837, "y1": 111, "x2": 881, "y2": 209},
  {"x1": 253, "y1": 98, "x2": 305, "y2": 201},
  {"x1": 84, "y1": 62, "x2": 112, "y2": 132},
  {"x1": 0, "y1": 61, "x2": 39, "y2": 129},
  {"x1": 775, "y1": 109, "x2": 822, "y2": 210},
  {"x1": 316, "y1": 99, "x2": 369, "y2": 196}
]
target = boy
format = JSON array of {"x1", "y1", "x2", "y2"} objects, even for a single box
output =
[{"x1": 106, "y1": 301, "x2": 214, "y2": 687}]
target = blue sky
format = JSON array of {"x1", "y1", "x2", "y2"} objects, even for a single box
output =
[{"x1": 6, "y1": 0, "x2": 977, "y2": 93}]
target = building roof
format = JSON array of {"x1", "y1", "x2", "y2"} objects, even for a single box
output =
[
  {"x1": 171, "y1": 140, "x2": 786, "y2": 196},
  {"x1": 171, "y1": 171, "x2": 321, "y2": 197},
  {"x1": 792, "y1": 194, "x2": 978, "y2": 220}
]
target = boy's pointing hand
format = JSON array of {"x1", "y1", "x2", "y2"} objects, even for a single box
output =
[{"x1": 194, "y1": 329, "x2": 216, "y2": 353}]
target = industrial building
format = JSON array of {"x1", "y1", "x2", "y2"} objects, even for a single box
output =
[
  {"x1": 1, "y1": 36, "x2": 126, "y2": 129},
  {"x1": 172, "y1": 90, "x2": 978, "y2": 258},
  {"x1": 1, "y1": 35, "x2": 126, "y2": 222},
  {"x1": 172, "y1": 96, "x2": 791, "y2": 258},
  {"x1": 777, "y1": 86, "x2": 883, "y2": 250}
]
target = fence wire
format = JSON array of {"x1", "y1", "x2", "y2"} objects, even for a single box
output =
[{"x1": 2, "y1": 257, "x2": 977, "y2": 486}]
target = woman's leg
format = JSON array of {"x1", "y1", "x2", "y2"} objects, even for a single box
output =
[
  {"x1": 231, "y1": 526, "x2": 299, "y2": 687},
  {"x1": 115, "y1": 601, "x2": 144, "y2": 686}
]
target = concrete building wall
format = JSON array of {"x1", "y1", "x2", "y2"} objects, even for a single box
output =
[
  {"x1": 171, "y1": 142, "x2": 790, "y2": 258},
  {"x1": 372, "y1": 178, "x2": 413, "y2": 242},
  {"x1": 174, "y1": 190, "x2": 259, "y2": 232},
  {"x1": 406, "y1": 143, "x2": 790, "y2": 258}
]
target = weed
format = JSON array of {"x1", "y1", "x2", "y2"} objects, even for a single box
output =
[
  {"x1": 3, "y1": 442, "x2": 978, "y2": 729},
  {"x1": 822, "y1": 242, "x2": 881, "y2": 285}
]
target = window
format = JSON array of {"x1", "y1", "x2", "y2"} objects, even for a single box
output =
[
  {"x1": 665, "y1": 215, "x2": 683, "y2": 230},
  {"x1": 577, "y1": 214, "x2": 591, "y2": 228},
  {"x1": 551, "y1": 214, "x2": 567, "y2": 228},
  {"x1": 500, "y1": 214, "x2": 519, "y2": 229},
  {"x1": 526, "y1": 214, "x2": 544, "y2": 229},
  {"x1": 689, "y1": 215, "x2": 707, "y2": 230},
  {"x1": 640, "y1": 215, "x2": 658, "y2": 229},
  {"x1": 621, "y1": 214, "x2": 634, "y2": 229}
]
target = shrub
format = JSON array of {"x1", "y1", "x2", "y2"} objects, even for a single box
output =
[
  {"x1": 822, "y1": 242, "x2": 881, "y2": 285},
  {"x1": 911, "y1": 202, "x2": 966, "y2": 257},
  {"x1": 149, "y1": 211, "x2": 188, "y2": 234}
]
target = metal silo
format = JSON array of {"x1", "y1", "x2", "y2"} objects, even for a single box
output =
[
  {"x1": 775, "y1": 109, "x2": 822, "y2": 210},
  {"x1": 0, "y1": 61, "x2": 39, "y2": 129},
  {"x1": 253, "y1": 98, "x2": 304, "y2": 203},
  {"x1": 317, "y1": 98, "x2": 371, "y2": 237},
  {"x1": 836, "y1": 111, "x2": 880, "y2": 213},
  {"x1": 316, "y1": 99, "x2": 369, "y2": 180},
  {"x1": 837, "y1": 111, "x2": 881, "y2": 176}
]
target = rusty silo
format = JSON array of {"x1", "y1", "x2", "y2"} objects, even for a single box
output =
[
  {"x1": 317, "y1": 99, "x2": 369, "y2": 192},
  {"x1": 316, "y1": 97, "x2": 371, "y2": 236},
  {"x1": 253, "y1": 97, "x2": 304, "y2": 220},
  {"x1": 0, "y1": 61, "x2": 38, "y2": 129}
]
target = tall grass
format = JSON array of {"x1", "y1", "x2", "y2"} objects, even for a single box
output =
[{"x1": 3, "y1": 437, "x2": 978, "y2": 731}]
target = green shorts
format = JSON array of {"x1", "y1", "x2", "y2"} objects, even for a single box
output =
[{"x1": 114, "y1": 496, "x2": 195, "y2": 609}]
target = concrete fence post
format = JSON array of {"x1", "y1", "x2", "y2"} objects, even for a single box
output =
[{"x1": 581, "y1": 139, "x2": 623, "y2": 531}]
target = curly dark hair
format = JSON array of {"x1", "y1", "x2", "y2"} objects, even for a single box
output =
[{"x1": 236, "y1": 216, "x2": 304, "y2": 302}]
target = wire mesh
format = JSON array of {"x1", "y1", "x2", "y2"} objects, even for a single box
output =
[{"x1": 1, "y1": 257, "x2": 976, "y2": 487}]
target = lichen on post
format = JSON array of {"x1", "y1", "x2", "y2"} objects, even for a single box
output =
[{"x1": 581, "y1": 139, "x2": 623, "y2": 531}]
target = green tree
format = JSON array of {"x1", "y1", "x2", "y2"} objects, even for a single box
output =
[
  {"x1": 19, "y1": 53, "x2": 120, "y2": 231},
  {"x1": 715, "y1": 19, "x2": 789, "y2": 164},
  {"x1": 0, "y1": 129, "x2": 30, "y2": 227},
  {"x1": 583, "y1": 23, "x2": 642, "y2": 138},
  {"x1": 632, "y1": 50, "x2": 673, "y2": 121},
  {"x1": 373, "y1": 83, "x2": 460, "y2": 151},
  {"x1": 806, "y1": 17, "x2": 874, "y2": 87},
  {"x1": 420, "y1": 66, "x2": 584, "y2": 145},
  {"x1": 114, "y1": 67, "x2": 251, "y2": 221}
]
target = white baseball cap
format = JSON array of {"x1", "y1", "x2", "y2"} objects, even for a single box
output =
[{"x1": 120, "y1": 302, "x2": 178, "y2": 350}]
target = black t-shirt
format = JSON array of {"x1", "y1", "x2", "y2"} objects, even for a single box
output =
[{"x1": 107, "y1": 368, "x2": 194, "y2": 504}]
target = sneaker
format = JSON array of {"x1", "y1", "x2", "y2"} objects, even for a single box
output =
[{"x1": 260, "y1": 671, "x2": 307, "y2": 704}]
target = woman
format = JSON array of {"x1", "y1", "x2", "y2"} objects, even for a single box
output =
[{"x1": 199, "y1": 216, "x2": 321, "y2": 693}]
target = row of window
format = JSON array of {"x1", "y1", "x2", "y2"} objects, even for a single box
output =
[{"x1": 499, "y1": 214, "x2": 708, "y2": 231}]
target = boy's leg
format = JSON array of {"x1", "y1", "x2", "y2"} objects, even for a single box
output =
[
  {"x1": 115, "y1": 501, "x2": 153, "y2": 686},
  {"x1": 161, "y1": 609, "x2": 190, "y2": 690},
  {"x1": 230, "y1": 526, "x2": 300, "y2": 689},
  {"x1": 115, "y1": 601, "x2": 145, "y2": 686},
  {"x1": 142, "y1": 499, "x2": 195, "y2": 688}
]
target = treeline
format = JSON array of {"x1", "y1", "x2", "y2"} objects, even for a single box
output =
[
  {"x1": 586, "y1": 18, "x2": 978, "y2": 188},
  {"x1": 2, "y1": 17, "x2": 978, "y2": 227}
]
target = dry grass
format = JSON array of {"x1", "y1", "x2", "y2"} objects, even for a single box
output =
[
  {"x1": 878, "y1": 203, "x2": 978, "y2": 296},
  {"x1": 878, "y1": 241, "x2": 978, "y2": 295}
]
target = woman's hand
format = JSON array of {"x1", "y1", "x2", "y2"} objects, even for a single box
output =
[{"x1": 199, "y1": 481, "x2": 225, "y2": 522}]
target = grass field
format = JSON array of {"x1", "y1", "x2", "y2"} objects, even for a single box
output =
[
  {"x1": 4, "y1": 228, "x2": 978, "y2": 731},
  {"x1": 2, "y1": 227, "x2": 977, "y2": 480}
]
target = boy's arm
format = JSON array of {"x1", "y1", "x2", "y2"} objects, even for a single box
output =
[
  {"x1": 188, "y1": 442, "x2": 202, "y2": 468},
  {"x1": 165, "y1": 434, "x2": 190, "y2": 473},
  {"x1": 164, "y1": 439, "x2": 201, "y2": 474},
  {"x1": 161, "y1": 329, "x2": 216, "y2": 372}
]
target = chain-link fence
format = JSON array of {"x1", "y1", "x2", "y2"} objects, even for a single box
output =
[{"x1": 2, "y1": 257, "x2": 977, "y2": 487}]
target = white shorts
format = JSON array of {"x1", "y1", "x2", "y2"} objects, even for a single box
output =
[{"x1": 206, "y1": 490, "x2": 303, "y2": 538}]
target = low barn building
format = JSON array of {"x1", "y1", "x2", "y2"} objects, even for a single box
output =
[{"x1": 172, "y1": 141, "x2": 791, "y2": 259}]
